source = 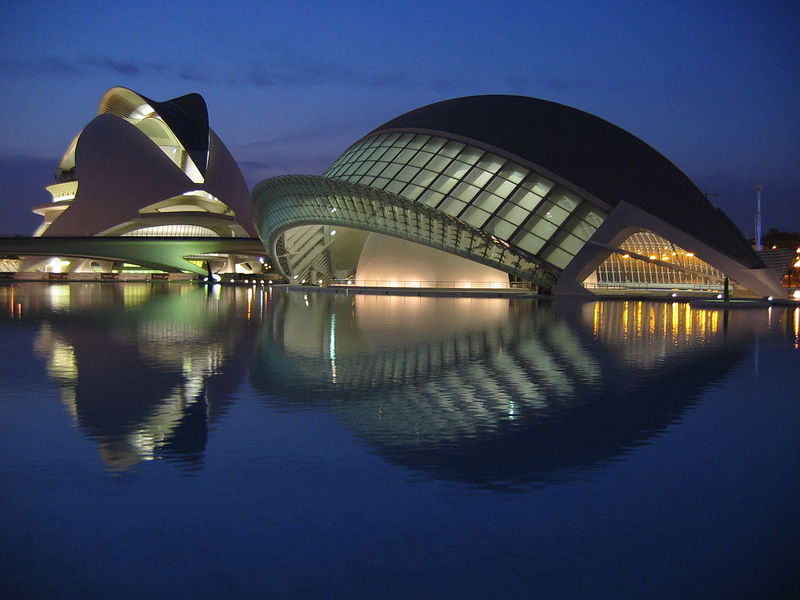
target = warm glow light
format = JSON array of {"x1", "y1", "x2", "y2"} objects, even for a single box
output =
[
  {"x1": 649, "y1": 255, "x2": 657, "y2": 260},
  {"x1": 793, "y1": 290, "x2": 800, "y2": 300},
  {"x1": 686, "y1": 252, "x2": 694, "y2": 257}
]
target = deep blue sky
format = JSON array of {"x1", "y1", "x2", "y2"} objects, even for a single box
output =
[{"x1": 1, "y1": 0, "x2": 797, "y2": 236}]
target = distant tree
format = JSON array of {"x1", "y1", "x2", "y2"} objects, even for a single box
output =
[{"x1": 763, "y1": 227, "x2": 800, "y2": 249}]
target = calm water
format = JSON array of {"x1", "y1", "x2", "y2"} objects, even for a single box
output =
[{"x1": 1, "y1": 283, "x2": 798, "y2": 599}]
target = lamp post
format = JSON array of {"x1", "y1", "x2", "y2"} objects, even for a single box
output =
[{"x1": 755, "y1": 185, "x2": 763, "y2": 251}]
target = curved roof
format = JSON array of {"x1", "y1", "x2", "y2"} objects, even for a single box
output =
[
  {"x1": 98, "y1": 87, "x2": 209, "y2": 176},
  {"x1": 372, "y1": 95, "x2": 762, "y2": 269}
]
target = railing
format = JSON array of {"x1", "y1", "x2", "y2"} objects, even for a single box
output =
[
  {"x1": 326, "y1": 279, "x2": 531, "y2": 289},
  {"x1": 584, "y1": 282, "x2": 723, "y2": 291}
]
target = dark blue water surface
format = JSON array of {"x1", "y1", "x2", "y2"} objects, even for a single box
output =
[{"x1": 1, "y1": 283, "x2": 799, "y2": 599}]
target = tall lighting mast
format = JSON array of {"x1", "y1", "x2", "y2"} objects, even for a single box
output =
[{"x1": 755, "y1": 185, "x2": 763, "y2": 251}]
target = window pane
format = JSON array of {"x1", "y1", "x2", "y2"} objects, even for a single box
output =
[
  {"x1": 396, "y1": 133, "x2": 415, "y2": 147},
  {"x1": 515, "y1": 232, "x2": 546, "y2": 254},
  {"x1": 420, "y1": 189, "x2": 445, "y2": 207},
  {"x1": 497, "y1": 166, "x2": 528, "y2": 184},
  {"x1": 542, "y1": 246, "x2": 573, "y2": 269},
  {"x1": 476, "y1": 153, "x2": 504, "y2": 173},
  {"x1": 551, "y1": 190, "x2": 579, "y2": 212},
  {"x1": 422, "y1": 137, "x2": 446, "y2": 153},
  {"x1": 367, "y1": 162, "x2": 386, "y2": 176},
  {"x1": 407, "y1": 134, "x2": 429, "y2": 150},
  {"x1": 461, "y1": 206, "x2": 491, "y2": 228},
  {"x1": 497, "y1": 203, "x2": 529, "y2": 225},
  {"x1": 584, "y1": 210, "x2": 605, "y2": 228},
  {"x1": 440, "y1": 140, "x2": 465, "y2": 157},
  {"x1": 402, "y1": 184, "x2": 425, "y2": 201},
  {"x1": 371, "y1": 177, "x2": 390, "y2": 189},
  {"x1": 380, "y1": 163, "x2": 402, "y2": 179},
  {"x1": 537, "y1": 202, "x2": 569, "y2": 225},
  {"x1": 439, "y1": 197, "x2": 465, "y2": 215},
  {"x1": 412, "y1": 169, "x2": 437, "y2": 188},
  {"x1": 395, "y1": 148, "x2": 416, "y2": 164},
  {"x1": 380, "y1": 147, "x2": 402, "y2": 162},
  {"x1": 431, "y1": 175, "x2": 457, "y2": 195},
  {"x1": 396, "y1": 165, "x2": 420, "y2": 182},
  {"x1": 522, "y1": 176, "x2": 554, "y2": 196},
  {"x1": 528, "y1": 218, "x2": 558, "y2": 239},
  {"x1": 471, "y1": 191, "x2": 503, "y2": 213},
  {"x1": 385, "y1": 180, "x2": 406, "y2": 195},
  {"x1": 486, "y1": 218, "x2": 516, "y2": 239},
  {"x1": 485, "y1": 178, "x2": 516, "y2": 199},
  {"x1": 451, "y1": 182, "x2": 479, "y2": 203},
  {"x1": 409, "y1": 151, "x2": 433, "y2": 167},
  {"x1": 444, "y1": 161, "x2": 470, "y2": 179},
  {"x1": 554, "y1": 231, "x2": 584, "y2": 254},
  {"x1": 463, "y1": 168, "x2": 492, "y2": 188},
  {"x1": 426, "y1": 155, "x2": 451, "y2": 173},
  {"x1": 457, "y1": 147, "x2": 483, "y2": 165}
]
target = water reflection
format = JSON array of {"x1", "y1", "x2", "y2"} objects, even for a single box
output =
[
  {"x1": 251, "y1": 292, "x2": 761, "y2": 489},
  {"x1": 3, "y1": 283, "x2": 260, "y2": 470},
  {"x1": 2, "y1": 283, "x2": 794, "y2": 486}
]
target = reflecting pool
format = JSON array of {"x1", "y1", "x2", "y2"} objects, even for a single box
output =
[{"x1": 1, "y1": 283, "x2": 798, "y2": 599}]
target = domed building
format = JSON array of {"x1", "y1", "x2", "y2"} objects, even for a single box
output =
[
  {"x1": 24, "y1": 87, "x2": 261, "y2": 275},
  {"x1": 252, "y1": 95, "x2": 782, "y2": 296}
]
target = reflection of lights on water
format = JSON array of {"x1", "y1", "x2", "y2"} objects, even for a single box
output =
[
  {"x1": 330, "y1": 313, "x2": 337, "y2": 383},
  {"x1": 794, "y1": 308, "x2": 799, "y2": 349}
]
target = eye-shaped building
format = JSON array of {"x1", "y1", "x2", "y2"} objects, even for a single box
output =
[
  {"x1": 25, "y1": 87, "x2": 258, "y2": 274},
  {"x1": 252, "y1": 95, "x2": 781, "y2": 296}
]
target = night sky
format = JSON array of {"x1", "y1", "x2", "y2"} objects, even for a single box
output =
[{"x1": 1, "y1": 0, "x2": 797, "y2": 237}]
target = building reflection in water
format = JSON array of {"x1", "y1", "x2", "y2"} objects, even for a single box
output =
[
  {"x1": 4, "y1": 283, "x2": 262, "y2": 470},
  {"x1": 4, "y1": 283, "x2": 792, "y2": 485},
  {"x1": 251, "y1": 291, "x2": 763, "y2": 489}
]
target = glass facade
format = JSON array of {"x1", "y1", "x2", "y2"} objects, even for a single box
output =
[
  {"x1": 325, "y1": 133, "x2": 607, "y2": 269},
  {"x1": 592, "y1": 230, "x2": 724, "y2": 290}
]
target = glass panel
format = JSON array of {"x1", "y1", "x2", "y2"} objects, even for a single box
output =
[
  {"x1": 396, "y1": 165, "x2": 420, "y2": 182},
  {"x1": 456, "y1": 147, "x2": 483, "y2": 165},
  {"x1": 509, "y1": 189, "x2": 542, "y2": 211},
  {"x1": 420, "y1": 189, "x2": 446, "y2": 207},
  {"x1": 485, "y1": 178, "x2": 516, "y2": 199},
  {"x1": 380, "y1": 147, "x2": 402, "y2": 162},
  {"x1": 515, "y1": 232, "x2": 546, "y2": 254},
  {"x1": 366, "y1": 147, "x2": 388, "y2": 161},
  {"x1": 396, "y1": 133, "x2": 415, "y2": 147},
  {"x1": 395, "y1": 148, "x2": 416, "y2": 164},
  {"x1": 496, "y1": 203, "x2": 529, "y2": 225},
  {"x1": 461, "y1": 206, "x2": 490, "y2": 228},
  {"x1": 402, "y1": 184, "x2": 425, "y2": 201},
  {"x1": 412, "y1": 169, "x2": 437, "y2": 188},
  {"x1": 382, "y1": 133, "x2": 401, "y2": 146},
  {"x1": 551, "y1": 190, "x2": 579, "y2": 212},
  {"x1": 584, "y1": 210, "x2": 605, "y2": 228},
  {"x1": 439, "y1": 140, "x2": 464, "y2": 157},
  {"x1": 542, "y1": 246, "x2": 573, "y2": 269},
  {"x1": 367, "y1": 162, "x2": 387, "y2": 176},
  {"x1": 380, "y1": 163, "x2": 403, "y2": 179},
  {"x1": 371, "y1": 177, "x2": 390, "y2": 189},
  {"x1": 522, "y1": 176, "x2": 554, "y2": 196},
  {"x1": 353, "y1": 162, "x2": 371, "y2": 176},
  {"x1": 471, "y1": 191, "x2": 503, "y2": 213},
  {"x1": 438, "y1": 197, "x2": 465, "y2": 215},
  {"x1": 476, "y1": 153, "x2": 504, "y2": 173},
  {"x1": 407, "y1": 135, "x2": 429, "y2": 150},
  {"x1": 409, "y1": 151, "x2": 433, "y2": 167},
  {"x1": 444, "y1": 161, "x2": 470, "y2": 179},
  {"x1": 528, "y1": 219, "x2": 558, "y2": 239},
  {"x1": 431, "y1": 174, "x2": 457, "y2": 195},
  {"x1": 486, "y1": 218, "x2": 517, "y2": 239},
  {"x1": 426, "y1": 155, "x2": 451, "y2": 173},
  {"x1": 537, "y1": 202, "x2": 569, "y2": 225},
  {"x1": 451, "y1": 182, "x2": 479, "y2": 203},
  {"x1": 497, "y1": 166, "x2": 528, "y2": 184},
  {"x1": 554, "y1": 231, "x2": 584, "y2": 255},
  {"x1": 463, "y1": 168, "x2": 492, "y2": 188},
  {"x1": 385, "y1": 180, "x2": 406, "y2": 195},
  {"x1": 566, "y1": 217, "x2": 596, "y2": 241},
  {"x1": 422, "y1": 137, "x2": 446, "y2": 153}
]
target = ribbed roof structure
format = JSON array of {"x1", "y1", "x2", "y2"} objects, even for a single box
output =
[{"x1": 373, "y1": 95, "x2": 763, "y2": 269}]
